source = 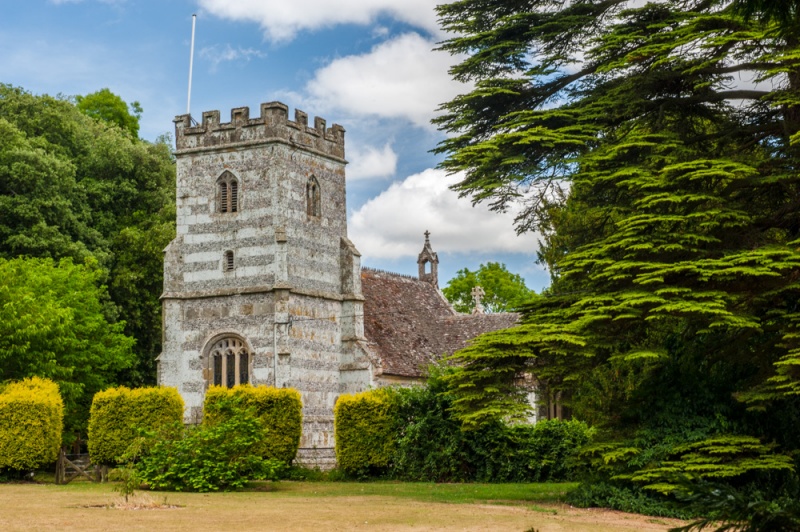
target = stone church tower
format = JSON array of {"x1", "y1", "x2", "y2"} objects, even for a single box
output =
[{"x1": 158, "y1": 103, "x2": 370, "y2": 466}]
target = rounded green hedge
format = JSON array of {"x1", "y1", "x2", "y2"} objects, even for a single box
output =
[
  {"x1": 0, "y1": 377, "x2": 64, "y2": 471},
  {"x1": 203, "y1": 384, "x2": 303, "y2": 464},
  {"x1": 88, "y1": 386, "x2": 184, "y2": 464}
]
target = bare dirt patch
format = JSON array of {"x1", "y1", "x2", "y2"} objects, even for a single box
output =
[{"x1": 0, "y1": 482, "x2": 685, "y2": 532}]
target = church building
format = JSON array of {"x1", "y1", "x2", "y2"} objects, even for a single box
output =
[{"x1": 158, "y1": 103, "x2": 518, "y2": 467}]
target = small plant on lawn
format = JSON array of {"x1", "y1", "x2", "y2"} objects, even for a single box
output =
[
  {"x1": 112, "y1": 436, "x2": 146, "y2": 502},
  {"x1": 135, "y1": 403, "x2": 285, "y2": 492}
]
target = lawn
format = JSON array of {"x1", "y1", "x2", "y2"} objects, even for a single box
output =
[{"x1": 0, "y1": 480, "x2": 686, "y2": 531}]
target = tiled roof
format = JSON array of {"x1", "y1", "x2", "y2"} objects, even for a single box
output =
[{"x1": 361, "y1": 268, "x2": 519, "y2": 377}]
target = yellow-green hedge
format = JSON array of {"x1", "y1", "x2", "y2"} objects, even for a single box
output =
[
  {"x1": 203, "y1": 385, "x2": 303, "y2": 464},
  {"x1": 334, "y1": 389, "x2": 395, "y2": 476},
  {"x1": 0, "y1": 377, "x2": 64, "y2": 471},
  {"x1": 88, "y1": 386, "x2": 184, "y2": 464}
]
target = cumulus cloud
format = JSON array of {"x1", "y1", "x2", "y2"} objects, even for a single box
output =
[
  {"x1": 306, "y1": 33, "x2": 468, "y2": 128},
  {"x1": 198, "y1": 0, "x2": 440, "y2": 42},
  {"x1": 199, "y1": 44, "x2": 265, "y2": 72},
  {"x1": 349, "y1": 168, "x2": 539, "y2": 259},
  {"x1": 347, "y1": 143, "x2": 398, "y2": 180}
]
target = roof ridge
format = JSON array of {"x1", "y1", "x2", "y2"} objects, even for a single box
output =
[{"x1": 361, "y1": 266, "x2": 420, "y2": 281}]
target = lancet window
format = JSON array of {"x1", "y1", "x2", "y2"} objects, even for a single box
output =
[
  {"x1": 306, "y1": 176, "x2": 320, "y2": 218},
  {"x1": 217, "y1": 171, "x2": 239, "y2": 213}
]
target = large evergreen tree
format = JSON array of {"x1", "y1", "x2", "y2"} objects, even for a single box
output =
[{"x1": 435, "y1": 0, "x2": 800, "y2": 512}]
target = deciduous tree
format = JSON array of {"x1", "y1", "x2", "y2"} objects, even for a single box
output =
[
  {"x1": 443, "y1": 262, "x2": 536, "y2": 313},
  {"x1": 0, "y1": 257, "x2": 135, "y2": 435}
]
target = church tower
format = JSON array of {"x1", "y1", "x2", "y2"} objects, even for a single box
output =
[{"x1": 158, "y1": 103, "x2": 369, "y2": 467}]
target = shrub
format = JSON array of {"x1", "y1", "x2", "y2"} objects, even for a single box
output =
[
  {"x1": 0, "y1": 377, "x2": 64, "y2": 471},
  {"x1": 88, "y1": 386, "x2": 184, "y2": 464},
  {"x1": 390, "y1": 378, "x2": 592, "y2": 482},
  {"x1": 135, "y1": 410, "x2": 285, "y2": 492},
  {"x1": 203, "y1": 385, "x2": 302, "y2": 464},
  {"x1": 334, "y1": 389, "x2": 396, "y2": 477}
]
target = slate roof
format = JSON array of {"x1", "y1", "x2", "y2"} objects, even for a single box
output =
[{"x1": 361, "y1": 268, "x2": 519, "y2": 377}]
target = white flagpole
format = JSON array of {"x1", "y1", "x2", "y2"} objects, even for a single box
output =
[{"x1": 187, "y1": 14, "x2": 197, "y2": 115}]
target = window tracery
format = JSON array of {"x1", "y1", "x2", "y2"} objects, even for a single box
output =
[{"x1": 209, "y1": 337, "x2": 250, "y2": 388}]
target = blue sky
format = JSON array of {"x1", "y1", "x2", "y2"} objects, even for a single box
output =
[{"x1": 1, "y1": 0, "x2": 550, "y2": 292}]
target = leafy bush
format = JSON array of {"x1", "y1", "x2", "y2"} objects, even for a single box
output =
[
  {"x1": 390, "y1": 376, "x2": 592, "y2": 482},
  {"x1": 333, "y1": 372, "x2": 592, "y2": 482},
  {"x1": 88, "y1": 386, "x2": 184, "y2": 464},
  {"x1": 135, "y1": 410, "x2": 285, "y2": 492},
  {"x1": 203, "y1": 385, "x2": 302, "y2": 464},
  {"x1": 567, "y1": 480, "x2": 690, "y2": 518},
  {"x1": 334, "y1": 389, "x2": 396, "y2": 478},
  {"x1": 0, "y1": 377, "x2": 63, "y2": 471},
  {"x1": 470, "y1": 420, "x2": 593, "y2": 483}
]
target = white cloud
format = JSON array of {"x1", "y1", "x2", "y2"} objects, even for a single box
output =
[
  {"x1": 198, "y1": 0, "x2": 440, "y2": 42},
  {"x1": 306, "y1": 33, "x2": 468, "y2": 128},
  {"x1": 349, "y1": 168, "x2": 539, "y2": 259},
  {"x1": 347, "y1": 143, "x2": 398, "y2": 180},
  {"x1": 199, "y1": 44, "x2": 265, "y2": 72}
]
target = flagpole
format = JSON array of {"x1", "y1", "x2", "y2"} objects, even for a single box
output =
[{"x1": 187, "y1": 14, "x2": 196, "y2": 115}]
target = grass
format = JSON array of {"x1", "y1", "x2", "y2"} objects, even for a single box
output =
[
  {"x1": 250, "y1": 480, "x2": 576, "y2": 505},
  {"x1": 0, "y1": 479, "x2": 686, "y2": 531}
]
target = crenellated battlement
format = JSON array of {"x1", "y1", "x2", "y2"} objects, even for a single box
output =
[{"x1": 174, "y1": 102, "x2": 345, "y2": 159}]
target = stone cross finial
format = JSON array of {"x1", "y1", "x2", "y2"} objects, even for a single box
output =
[
  {"x1": 471, "y1": 285, "x2": 486, "y2": 314},
  {"x1": 424, "y1": 230, "x2": 430, "y2": 242}
]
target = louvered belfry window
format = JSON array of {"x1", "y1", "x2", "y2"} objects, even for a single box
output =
[
  {"x1": 223, "y1": 250, "x2": 234, "y2": 271},
  {"x1": 217, "y1": 171, "x2": 239, "y2": 213},
  {"x1": 209, "y1": 337, "x2": 250, "y2": 388}
]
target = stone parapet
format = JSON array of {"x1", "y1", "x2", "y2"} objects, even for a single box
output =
[{"x1": 174, "y1": 102, "x2": 345, "y2": 160}]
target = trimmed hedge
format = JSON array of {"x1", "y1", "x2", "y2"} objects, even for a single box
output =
[
  {"x1": 203, "y1": 385, "x2": 302, "y2": 464},
  {"x1": 88, "y1": 386, "x2": 184, "y2": 464},
  {"x1": 334, "y1": 389, "x2": 396, "y2": 477},
  {"x1": 0, "y1": 377, "x2": 64, "y2": 471}
]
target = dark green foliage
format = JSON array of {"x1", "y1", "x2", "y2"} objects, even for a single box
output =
[
  {"x1": 567, "y1": 481, "x2": 692, "y2": 519},
  {"x1": 433, "y1": 0, "x2": 800, "y2": 522},
  {"x1": 670, "y1": 477, "x2": 800, "y2": 531},
  {"x1": 87, "y1": 386, "x2": 184, "y2": 465},
  {"x1": 442, "y1": 262, "x2": 537, "y2": 313},
  {"x1": 0, "y1": 257, "x2": 135, "y2": 435},
  {"x1": 203, "y1": 385, "x2": 303, "y2": 464},
  {"x1": 134, "y1": 412, "x2": 285, "y2": 492},
  {"x1": 390, "y1": 374, "x2": 591, "y2": 482},
  {"x1": 333, "y1": 371, "x2": 592, "y2": 482},
  {"x1": 0, "y1": 377, "x2": 63, "y2": 471}
]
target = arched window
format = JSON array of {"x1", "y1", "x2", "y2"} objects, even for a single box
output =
[
  {"x1": 217, "y1": 171, "x2": 239, "y2": 213},
  {"x1": 209, "y1": 337, "x2": 250, "y2": 388},
  {"x1": 306, "y1": 176, "x2": 320, "y2": 218},
  {"x1": 223, "y1": 250, "x2": 234, "y2": 272}
]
